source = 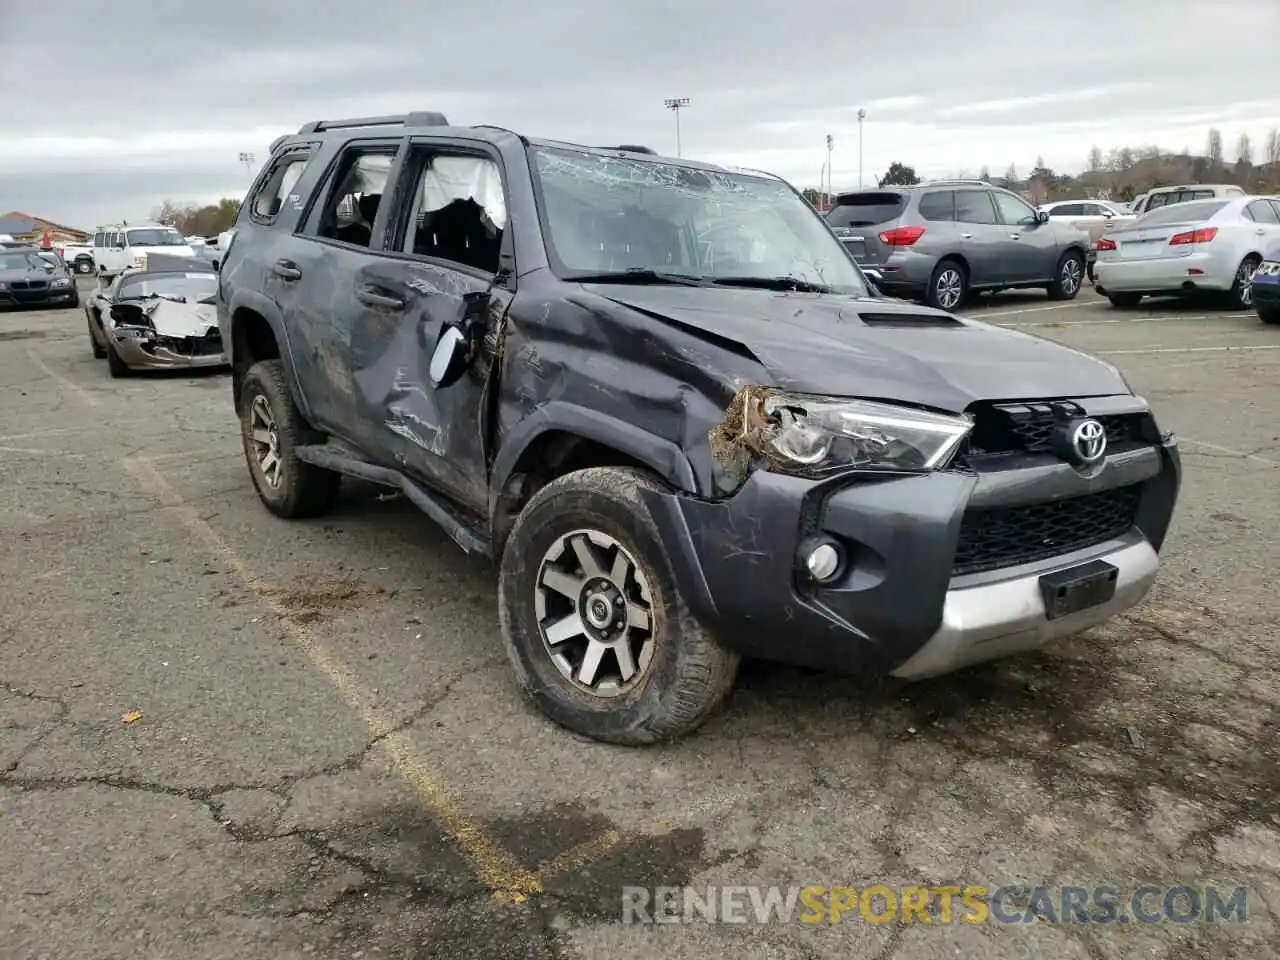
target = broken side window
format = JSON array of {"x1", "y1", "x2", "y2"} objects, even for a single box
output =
[
  {"x1": 313, "y1": 149, "x2": 397, "y2": 248},
  {"x1": 396, "y1": 151, "x2": 507, "y2": 275},
  {"x1": 251, "y1": 151, "x2": 312, "y2": 221}
]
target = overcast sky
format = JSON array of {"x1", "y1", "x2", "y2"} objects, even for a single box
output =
[{"x1": 3, "y1": 0, "x2": 1279, "y2": 230}]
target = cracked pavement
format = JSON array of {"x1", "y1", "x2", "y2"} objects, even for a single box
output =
[{"x1": 2, "y1": 282, "x2": 1279, "y2": 959}]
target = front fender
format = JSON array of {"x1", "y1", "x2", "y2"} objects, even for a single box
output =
[
  {"x1": 488, "y1": 401, "x2": 698, "y2": 513},
  {"x1": 226, "y1": 288, "x2": 313, "y2": 421}
]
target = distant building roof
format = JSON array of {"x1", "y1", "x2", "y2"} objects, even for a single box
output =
[{"x1": 0, "y1": 211, "x2": 87, "y2": 237}]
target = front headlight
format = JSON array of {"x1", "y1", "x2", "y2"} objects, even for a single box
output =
[
  {"x1": 52, "y1": 277, "x2": 71, "y2": 288},
  {"x1": 734, "y1": 389, "x2": 973, "y2": 473}
]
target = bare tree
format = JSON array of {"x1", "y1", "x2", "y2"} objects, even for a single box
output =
[
  {"x1": 1004, "y1": 162, "x2": 1017, "y2": 183},
  {"x1": 1206, "y1": 128, "x2": 1223, "y2": 168},
  {"x1": 978, "y1": 164, "x2": 990, "y2": 181},
  {"x1": 1265, "y1": 127, "x2": 1280, "y2": 166},
  {"x1": 1116, "y1": 147, "x2": 1134, "y2": 170},
  {"x1": 1236, "y1": 132, "x2": 1253, "y2": 166},
  {"x1": 1087, "y1": 146, "x2": 1104, "y2": 172}
]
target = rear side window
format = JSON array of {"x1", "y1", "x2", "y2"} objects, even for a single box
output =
[
  {"x1": 917, "y1": 191, "x2": 955, "y2": 221},
  {"x1": 827, "y1": 192, "x2": 906, "y2": 227},
  {"x1": 1244, "y1": 200, "x2": 1280, "y2": 224},
  {"x1": 250, "y1": 151, "x2": 313, "y2": 222},
  {"x1": 1137, "y1": 200, "x2": 1229, "y2": 225},
  {"x1": 1050, "y1": 203, "x2": 1084, "y2": 217}
]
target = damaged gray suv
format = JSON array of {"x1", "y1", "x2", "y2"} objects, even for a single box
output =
[{"x1": 217, "y1": 112, "x2": 1181, "y2": 745}]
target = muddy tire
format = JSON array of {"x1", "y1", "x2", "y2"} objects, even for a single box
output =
[
  {"x1": 498, "y1": 466, "x2": 739, "y2": 745},
  {"x1": 88, "y1": 313, "x2": 107, "y2": 359},
  {"x1": 1259, "y1": 305, "x2": 1280, "y2": 326},
  {"x1": 239, "y1": 359, "x2": 340, "y2": 519},
  {"x1": 106, "y1": 340, "x2": 131, "y2": 377},
  {"x1": 1108, "y1": 293, "x2": 1143, "y2": 309},
  {"x1": 1047, "y1": 250, "x2": 1086, "y2": 301}
]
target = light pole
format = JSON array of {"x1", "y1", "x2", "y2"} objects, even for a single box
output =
[
  {"x1": 856, "y1": 109, "x2": 866, "y2": 188},
  {"x1": 826, "y1": 134, "x2": 834, "y2": 207},
  {"x1": 238, "y1": 152, "x2": 256, "y2": 178},
  {"x1": 819, "y1": 162, "x2": 827, "y2": 209},
  {"x1": 664, "y1": 97, "x2": 690, "y2": 157}
]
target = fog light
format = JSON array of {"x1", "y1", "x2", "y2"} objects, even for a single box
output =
[{"x1": 805, "y1": 542, "x2": 842, "y2": 582}]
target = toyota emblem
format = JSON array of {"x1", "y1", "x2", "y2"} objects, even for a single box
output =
[{"x1": 1071, "y1": 419, "x2": 1107, "y2": 464}]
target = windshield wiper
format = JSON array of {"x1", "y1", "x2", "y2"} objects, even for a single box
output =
[
  {"x1": 711, "y1": 275, "x2": 833, "y2": 293},
  {"x1": 566, "y1": 268, "x2": 710, "y2": 287}
]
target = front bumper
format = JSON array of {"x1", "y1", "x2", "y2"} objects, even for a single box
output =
[
  {"x1": 109, "y1": 330, "x2": 228, "y2": 369},
  {"x1": 1094, "y1": 251, "x2": 1233, "y2": 294},
  {"x1": 0, "y1": 285, "x2": 78, "y2": 308},
  {"x1": 642, "y1": 426, "x2": 1180, "y2": 679},
  {"x1": 1251, "y1": 274, "x2": 1280, "y2": 307}
]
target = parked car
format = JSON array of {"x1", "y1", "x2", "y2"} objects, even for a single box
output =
[
  {"x1": 91, "y1": 222, "x2": 196, "y2": 278},
  {"x1": 85, "y1": 253, "x2": 225, "y2": 376},
  {"x1": 1039, "y1": 199, "x2": 1136, "y2": 281},
  {"x1": 0, "y1": 245, "x2": 79, "y2": 309},
  {"x1": 218, "y1": 111, "x2": 1181, "y2": 744},
  {"x1": 1252, "y1": 245, "x2": 1280, "y2": 325},
  {"x1": 825, "y1": 181, "x2": 1091, "y2": 309},
  {"x1": 1129, "y1": 184, "x2": 1246, "y2": 217},
  {"x1": 1094, "y1": 196, "x2": 1280, "y2": 309}
]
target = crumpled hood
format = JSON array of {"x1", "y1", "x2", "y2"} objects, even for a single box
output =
[
  {"x1": 0, "y1": 267, "x2": 51, "y2": 282},
  {"x1": 584, "y1": 285, "x2": 1130, "y2": 412},
  {"x1": 118, "y1": 299, "x2": 219, "y2": 337}
]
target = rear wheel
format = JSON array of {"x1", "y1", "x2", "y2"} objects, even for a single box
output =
[
  {"x1": 926, "y1": 259, "x2": 967, "y2": 311},
  {"x1": 499, "y1": 466, "x2": 739, "y2": 745},
  {"x1": 76, "y1": 259, "x2": 94, "y2": 274},
  {"x1": 1108, "y1": 293, "x2": 1143, "y2": 308},
  {"x1": 1226, "y1": 255, "x2": 1260, "y2": 310},
  {"x1": 1047, "y1": 250, "x2": 1085, "y2": 300},
  {"x1": 239, "y1": 359, "x2": 340, "y2": 518}
]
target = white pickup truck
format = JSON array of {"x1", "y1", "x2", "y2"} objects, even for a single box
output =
[{"x1": 56, "y1": 241, "x2": 96, "y2": 274}]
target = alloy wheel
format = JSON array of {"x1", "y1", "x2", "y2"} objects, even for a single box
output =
[
  {"x1": 1239, "y1": 261, "x2": 1257, "y2": 307},
  {"x1": 534, "y1": 529, "x2": 656, "y2": 697},
  {"x1": 1061, "y1": 257, "x2": 1082, "y2": 295},
  {"x1": 935, "y1": 268, "x2": 963, "y2": 310},
  {"x1": 248, "y1": 394, "x2": 283, "y2": 489}
]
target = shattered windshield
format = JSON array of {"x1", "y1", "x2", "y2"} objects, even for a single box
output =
[
  {"x1": 529, "y1": 146, "x2": 868, "y2": 295},
  {"x1": 126, "y1": 228, "x2": 185, "y2": 247},
  {"x1": 117, "y1": 273, "x2": 218, "y2": 303}
]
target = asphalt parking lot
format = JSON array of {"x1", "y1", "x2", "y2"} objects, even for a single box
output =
[{"x1": 2, "y1": 278, "x2": 1279, "y2": 959}]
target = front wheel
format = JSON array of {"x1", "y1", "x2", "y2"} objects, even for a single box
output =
[
  {"x1": 76, "y1": 260, "x2": 94, "y2": 275},
  {"x1": 499, "y1": 466, "x2": 739, "y2": 745},
  {"x1": 1259, "y1": 305, "x2": 1280, "y2": 326},
  {"x1": 87, "y1": 314, "x2": 107, "y2": 358},
  {"x1": 239, "y1": 359, "x2": 340, "y2": 518},
  {"x1": 1047, "y1": 251, "x2": 1085, "y2": 300},
  {"x1": 925, "y1": 259, "x2": 967, "y2": 311},
  {"x1": 1227, "y1": 256, "x2": 1260, "y2": 310},
  {"x1": 106, "y1": 340, "x2": 131, "y2": 377}
]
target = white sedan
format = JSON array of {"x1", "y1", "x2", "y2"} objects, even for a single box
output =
[{"x1": 1093, "y1": 195, "x2": 1280, "y2": 309}]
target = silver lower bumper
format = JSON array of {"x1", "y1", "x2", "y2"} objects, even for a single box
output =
[
  {"x1": 113, "y1": 334, "x2": 227, "y2": 369},
  {"x1": 890, "y1": 535, "x2": 1159, "y2": 680}
]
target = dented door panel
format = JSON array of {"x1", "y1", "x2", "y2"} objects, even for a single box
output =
[{"x1": 349, "y1": 257, "x2": 500, "y2": 509}]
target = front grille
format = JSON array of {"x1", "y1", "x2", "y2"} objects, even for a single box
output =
[
  {"x1": 952, "y1": 484, "x2": 1142, "y2": 576},
  {"x1": 165, "y1": 333, "x2": 223, "y2": 357},
  {"x1": 964, "y1": 401, "x2": 1147, "y2": 458},
  {"x1": 11, "y1": 280, "x2": 48, "y2": 291}
]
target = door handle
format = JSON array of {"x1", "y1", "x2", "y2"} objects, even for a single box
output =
[
  {"x1": 272, "y1": 260, "x2": 301, "y2": 281},
  {"x1": 357, "y1": 287, "x2": 406, "y2": 310},
  {"x1": 1009, "y1": 233, "x2": 1022, "y2": 240},
  {"x1": 960, "y1": 232, "x2": 974, "y2": 239},
  {"x1": 1257, "y1": 228, "x2": 1267, "y2": 236}
]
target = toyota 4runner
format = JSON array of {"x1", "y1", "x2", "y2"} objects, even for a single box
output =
[{"x1": 217, "y1": 111, "x2": 1181, "y2": 745}]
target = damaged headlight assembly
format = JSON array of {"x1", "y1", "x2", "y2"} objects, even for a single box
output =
[{"x1": 724, "y1": 389, "x2": 973, "y2": 475}]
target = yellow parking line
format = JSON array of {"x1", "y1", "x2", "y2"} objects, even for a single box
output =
[
  {"x1": 537, "y1": 829, "x2": 624, "y2": 883},
  {"x1": 121, "y1": 456, "x2": 542, "y2": 903}
]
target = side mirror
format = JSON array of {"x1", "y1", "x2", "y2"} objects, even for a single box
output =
[
  {"x1": 429, "y1": 325, "x2": 470, "y2": 388},
  {"x1": 1036, "y1": 210, "x2": 1050, "y2": 224}
]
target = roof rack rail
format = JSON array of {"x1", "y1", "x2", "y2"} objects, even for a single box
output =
[
  {"x1": 609, "y1": 144, "x2": 657, "y2": 154},
  {"x1": 921, "y1": 178, "x2": 991, "y2": 186},
  {"x1": 297, "y1": 111, "x2": 449, "y2": 134}
]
